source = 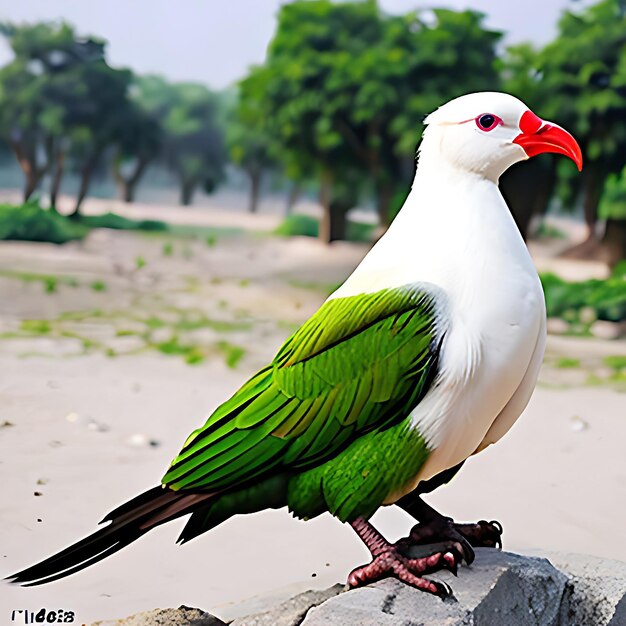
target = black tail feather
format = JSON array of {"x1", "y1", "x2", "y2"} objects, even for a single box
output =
[{"x1": 7, "y1": 486, "x2": 214, "y2": 586}]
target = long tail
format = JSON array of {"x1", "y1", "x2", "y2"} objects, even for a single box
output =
[{"x1": 7, "y1": 486, "x2": 214, "y2": 586}]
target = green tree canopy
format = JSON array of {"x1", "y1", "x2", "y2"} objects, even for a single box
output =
[
  {"x1": 0, "y1": 21, "x2": 134, "y2": 213},
  {"x1": 239, "y1": 0, "x2": 501, "y2": 241},
  {"x1": 134, "y1": 76, "x2": 227, "y2": 206},
  {"x1": 538, "y1": 0, "x2": 626, "y2": 235}
]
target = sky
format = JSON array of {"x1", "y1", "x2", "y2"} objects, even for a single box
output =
[{"x1": 0, "y1": 0, "x2": 585, "y2": 90}]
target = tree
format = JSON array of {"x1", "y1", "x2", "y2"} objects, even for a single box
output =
[
  {"x1": 66, "y1": 61, "x2": 133, "y2": 216},
  {"x1": 133, "y1": 76, "x2": 226, "y2": 206},
  {"x1": 0, "y1": 21, "x2": 135, "y2": 214},
  {"x1": 227, "y1": 84, "x2": 276, "y2": 213},
  {"x1": 240, "y1": 1, "x2": 502, "y2": 242},
  {"x1": 538, "y1": 0, "x2": 626, "y2": 258},
  {"x1": 0, "y1": 22, "x2": 95, "y2": 202},
  {"x1": 112, "y1": 100, "x2": 161, "y2": 203}
]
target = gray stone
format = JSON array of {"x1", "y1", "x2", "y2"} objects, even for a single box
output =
[
  {"x1": 90, "y1": 605, "x2": 226, "y2": 626},
  {"x1": 548, "y1": 552, "x2": 626, "y2": 626},
  {"x1": 303, "y1": 550, "x2": 567, "y2": 626},
  {"x1": 232, "y1": 584, "x2": 344, "y2": 626},
  {"x1": 92, "y1": 550, "x2": 626, "y2": 626}
]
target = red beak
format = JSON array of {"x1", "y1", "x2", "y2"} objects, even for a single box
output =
[{"x1": 513, "y1": 110, "x2": 583, "y2": 171}]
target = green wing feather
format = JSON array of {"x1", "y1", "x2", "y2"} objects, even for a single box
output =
[{"x1": 162, "y1": 283, "x2": 445, "y2": 507}]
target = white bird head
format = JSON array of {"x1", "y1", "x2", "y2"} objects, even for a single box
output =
[{"x1": 419, "y1": 92, "x2": 582, "y2": 182}]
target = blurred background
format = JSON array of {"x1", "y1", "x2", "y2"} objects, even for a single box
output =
[{"x1": 0, "y1": 0, "x2": 625, "y2": 623}]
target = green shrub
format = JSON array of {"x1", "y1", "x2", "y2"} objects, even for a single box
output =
[
  {"x1": 275, "y1": 214, "x2": 319, "y2": 238},
  {"x1": 274, "y1": 213, "x2": 376, "y2": 242},
  {"x1": 0, "y1": 202, "x2": 166, "y2": 245},
  {"x1": 540, "y1": 272, "x2": 626, "y2": 323},
  {"x1": 0, "y1": 201, "x2": 87, "y2": 244},
  {"x1": 77, "y1": 212, "x2": 167, "y2": 232}
]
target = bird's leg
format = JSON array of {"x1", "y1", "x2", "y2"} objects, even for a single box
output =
[
  {"x1": 395, "y1": 494, "x2": 503, "y2": 567},
  {"x1": 347, "y1": 517, "x2": 459, "y2": 597}
]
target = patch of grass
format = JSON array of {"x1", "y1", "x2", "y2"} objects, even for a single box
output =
[
  {"x1": 162, "y1": 242, "x2": 174, "y2": 256},
  {"x1": 154, "y1": 336, "x2": 205, "y2": 365},
  {"x1": 144, "y1": 316, "x2": 167, "y2": 329},
  {"x1": 90, "y1": 280, "x2": 107, "y2": 292},
  {"x1": 184, "y1": 348, "x2": 205, "y2": 365},
  {"x1": 287, "y1": 278, "x2": 340, "y2": 294},
  {"x1": 142, "y1": 310, "x2": 251, "y2": 334},
  {"x1": 135, "y1": 256, "x2": 146, "y2": 270},
  {"x1": 555, "y1": 357, "x2": 581, "y2": 369},
  {"x1": 58, "y1": 308, "x2": 105, "y2": 321},
  {"x1": 116, "y1": 329, "x2": 138, "y2": 337},
  {"x1": 43, "y1": 276, "x2": 57, "y2": 293},
  {"x1": 174, "y1": 314, "x2": 251, "y2": 333},
  {"x1": 604, "y1": 355, "x2": 626, "y2": 372},
  {"x1": 77, "y1": 212, "x2": 167, "y2": 232},
  {"x1": 0, "y1": 201, "x2": 88, "y2": 244},
  {"x1": 534, "y1": 221, "x2": 566, "y2": 240},
  {"x1": 155, "y1": 337, "x2": 191, "y2": 356},
  {"x1": 238, "y1": 279, "x2": 250, "y2": 288},
  {"x1": 274, "y1": 214, "x2": 376, "y2": 242},
  {"x1": 167, "y1": 224, "x2": 240, "y2": 240},
  {"x1": 20, "y1": 319, "x2": 52, "y2": 334},
  {"x1": 217, "y1": 341, "x2": 246, "y2": 368},
  {"x1": 0, "y1": 269, "x2": 80, "y2": 293}
]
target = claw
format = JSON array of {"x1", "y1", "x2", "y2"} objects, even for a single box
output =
[
  {"x1": 443, "y1": 551, "x2": 458, "y2": 576},
  {"x1": 437, "y1": 580, "x2": 455, "y2": 600}
]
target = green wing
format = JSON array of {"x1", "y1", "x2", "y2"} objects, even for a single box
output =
[{"x1": 162, "y1": 283, "x2": 445, "y2": 496}]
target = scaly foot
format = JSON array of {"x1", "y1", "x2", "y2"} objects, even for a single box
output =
[
  {"x1": 396, "y1": 517, "x2": 503, "y2": 566},
  {"x1": 349, "y1": 518, "x2": 461, "y2": 597}
]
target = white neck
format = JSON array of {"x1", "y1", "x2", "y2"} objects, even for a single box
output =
[{"x1": 331, "y1": 161, "x2": 534, "y2": 304}]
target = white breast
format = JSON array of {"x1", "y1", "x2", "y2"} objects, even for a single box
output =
[{"x1": 332, "y1": 167, "x2": 546, "y2": 500}]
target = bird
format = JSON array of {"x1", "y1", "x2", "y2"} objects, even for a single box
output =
[{"x1": 8, "y1": 92, "x2": 582, "y2": 596}]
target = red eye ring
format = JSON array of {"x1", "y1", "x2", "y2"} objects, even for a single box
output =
[{"x1": 475, "y1": 113, "x2": 502, "y2": 132}]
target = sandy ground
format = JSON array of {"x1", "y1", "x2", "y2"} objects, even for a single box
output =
[{"x1": 0, "y1": 195, "x2": 625, "y2": 624}]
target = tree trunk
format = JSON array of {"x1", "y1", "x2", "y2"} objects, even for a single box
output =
[
  {"x1": 23, "y1": 171, "x2": 39, "y2": 202},
  {"x1": 375, "y1": 181, "x2": 393, "y2": 227},
  {"x1": 49, "y1": 148, "x2": 65, "y2": 212},
  {"x1": 69, "y1": 153, "x2": 99, "y2": 218},
  {"x1": 286, "y1": 182, "x2": 301, "y2": 214},
  {"x1": 602, "y1": 219, "x2": 626, "y2": 268},
  {"x1": 319, "y1": 175, "x2": 332, "y2": 244},
  {"x1": 180, "y1": 179, "x2": 196, "y2": 206},
  {"x1": 318, "y1": 175, "x2": 348, "y2": 244},
  {"x1": 248, "y1": 168, "x2": 261, "y2": 213},
  {"x1": 114, "y1": 156, "x2": 150, "y2": 203},
  {"x1": 582, "y1": 162, "x2": 605, "y2": 238},
  {"x1": 10, "y1": 139, "x2": 43, "y2": 202},
  {"x1": 561, "y1": 161, "x2": 606, "y2": 259},
  {"x1": 323, "y1": 202, "x2": 348, "y2": 243},
  {"x1": 500, "y1": 158, "x2": 556, "y2": 240}
]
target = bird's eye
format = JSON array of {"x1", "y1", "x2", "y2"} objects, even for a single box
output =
[{"x1": 476, "y1": 113, "x2": 500, "y2": 132}]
